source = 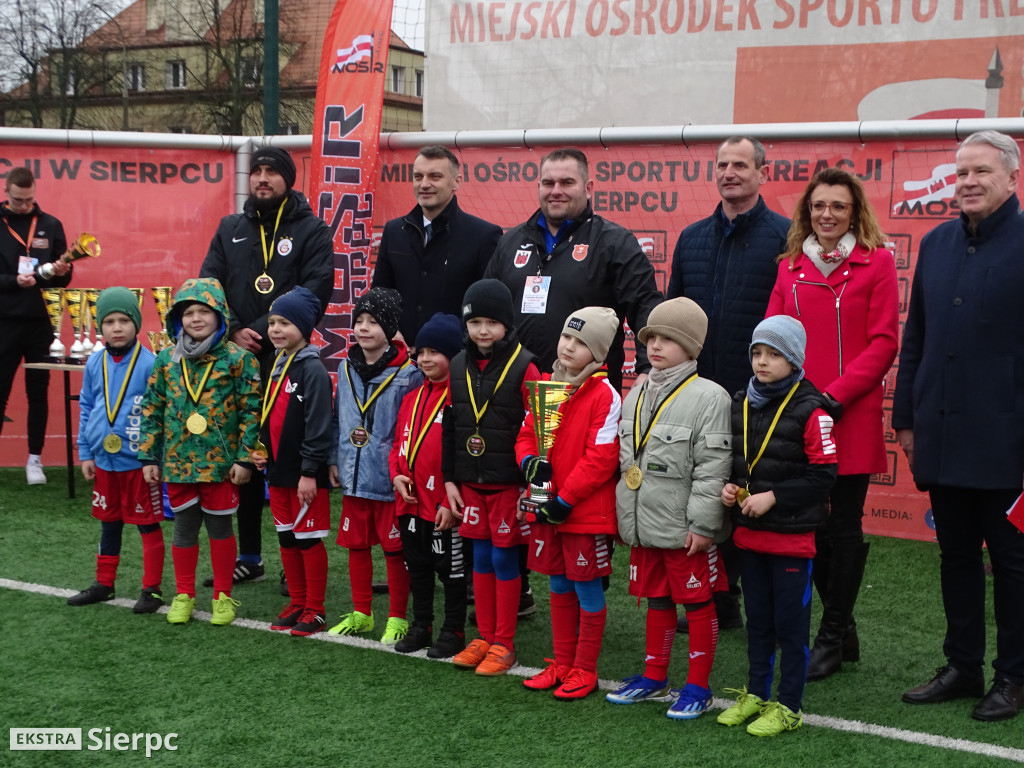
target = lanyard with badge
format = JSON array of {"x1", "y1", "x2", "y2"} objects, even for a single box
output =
[
  {"x1": 465, "y1": 344, "x2": 522, "y2": 456},
  {"x1": 254, "y1": 200, "x2": 286, "y2": 294},
  {"x1": 736, "y1": 382, "x2": 801, "y2": 502},
  {"x1": 100, "y1": 343, "x2": 142, "y2": 453},
  {"x1": 624, "y1": 373, "x2": 698, "y2": 490},
  {"x1": 252, "y1": 349, "x2": 297, "y2": 459},
  {"x1": 345, "y1": 360, "x2": 409, "y2": 447},
  {"x1": 6, "y1": 214, "x2": 39, "y2": 275},
  {"x1": 405, "y1": 385, "x2": 448, "y2": 471}
]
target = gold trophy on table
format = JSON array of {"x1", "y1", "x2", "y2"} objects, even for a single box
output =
[
  {"x1": 150, "y1": 286, "x2": 174, "y2": 353},
  {"x1": 38, "y1": 233, "x2": 100, "y2": 279},
  {"x1": 42, "y1": 289, "x2": 66, "y2": 361},
  {"x1": 83, "y1": 289, "x2": 101, "y2": 354},
  {"x1": 64, "y1": 289, "x2": 87, "y2": 362},
  {"x1": 518, "y1": 380, "x2": 573, "y2": 519}
]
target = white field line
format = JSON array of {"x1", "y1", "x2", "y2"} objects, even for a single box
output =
[{"x1": 3, "y1": 577, "x2": 1023, "y2": 764}]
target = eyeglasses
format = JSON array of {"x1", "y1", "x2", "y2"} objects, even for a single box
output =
[{"x1": 809, "y1": 201, "x2": 852, "y2": 215}]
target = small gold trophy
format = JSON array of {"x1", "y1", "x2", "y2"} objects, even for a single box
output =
[
  {"x1": 130, "y1": 288, "x2": 144, "y2": 310},
  {"x1": 64, "y1": 289, "x2": 86, "y2": 362},
  {"x1": 151, "y1": 286, "x2": 174, "y2": 352},
  {"x1": 38, "y1": 233, "x2": 100, "y2": 279},
  {"x1": 83, "y1": 289, "x2": 101, "y2": 354},
  {"x1": 518, "y1": 380, "x2": 573, "y2": 518},
  {"x1": 42, "y1": 289, "x2": 66, "y2": 361}
]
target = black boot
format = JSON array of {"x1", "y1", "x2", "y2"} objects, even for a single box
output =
[{"x1": 808, "y1": 542, "x2": 869, "y2": 681}]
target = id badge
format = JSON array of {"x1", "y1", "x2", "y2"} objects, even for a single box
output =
[
  {"x1": 18, "y1": 255, "x2": 37, "y2": 276},
  {"x1": 521, "y1": 275, "x2": 551, "y2": 314}
]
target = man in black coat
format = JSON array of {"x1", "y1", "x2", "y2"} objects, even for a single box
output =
[
  {"x1": 199, "y1": 146, "x2": 333, "y2": 586},
  {"x1": 0, "y1": 167, "x2": 72, "y2": 485},
  {"x1": 372, "y1": 145, "x2": 502, "y2": 344},
  {"x1": 895, "y1": 130, "x2": 1024, "y2": 722}
]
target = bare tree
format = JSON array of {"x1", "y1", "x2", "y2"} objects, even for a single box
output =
[{"x1": 0, "y1": 0, "x2": 118, "y2": 128}]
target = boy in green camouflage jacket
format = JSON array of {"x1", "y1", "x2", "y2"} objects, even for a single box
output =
[{"x1": 140, "y1": 278, "x2": 261, "y2": 626}]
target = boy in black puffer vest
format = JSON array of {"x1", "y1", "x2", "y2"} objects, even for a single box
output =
[{"x1": 719, "y1": 315, "x2": 839, "y2": 737}]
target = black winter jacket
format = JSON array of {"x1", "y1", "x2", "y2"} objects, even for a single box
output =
[
  {"x1": 442, "y1": 335, "x2": 534, "y2": 486},
  {"x1": 0, "y1": 203, "x2": 71, "y2": 321},
  {"x1": 199, "y1": 190, "x2": 332, "y2": 365},
  {"x1": 372, "y1": 196, "x2": 502, "y2": 342},
  {"x1": 485, "y1": 204, "x2": 662, "y2": 391},
  {"x1": 667, "y1": 197, "x2": 790, "y2": 397},
  {"x1": 729, "y1": 380, "x2": 838, "y2": 534}
]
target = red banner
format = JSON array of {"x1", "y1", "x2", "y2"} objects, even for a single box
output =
[
  {"x1": 308, "y1": 0, "x2": 394, "y2": 363},
  {"x1": 369, "y1": 138, "x2": 1003, "y2": 543},
  {"x1": 0, "y1": 144, "x2": 232, "y2": 470}
]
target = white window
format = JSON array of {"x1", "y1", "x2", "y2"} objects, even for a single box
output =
[
  {"x1": 391, "y1": 65, "x2": 404, "y2": 94},
  {"x1": 415, "y1": 70, "x2": 423, "y2": 97},
  {"x1": 128, "y1": 63, "x2": 145, "y2": 92},
  {"x1": 166, "y1": 60, "x2": 187, "y2": 89},
  {"x1": 63, "y1": 69, "x2": 77, "y2": 96}
]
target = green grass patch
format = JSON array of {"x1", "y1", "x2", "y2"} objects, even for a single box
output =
[{"x1": 1, "y1": 469, "x2": 1022, "y2": 766}]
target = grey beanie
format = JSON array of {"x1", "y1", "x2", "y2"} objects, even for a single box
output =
[
  {"x1": 637, "y1": 297, "x2": 708, "y2": 360},
  {"x1": 750, "y1": 315, "x2": 807, "y2": 371},
  {"x1": 561, "y1": 306, "x2": 619, "y2": 364}
]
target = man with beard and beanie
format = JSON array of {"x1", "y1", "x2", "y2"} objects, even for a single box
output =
[
  {"x1": 0, "y1": 166, "x2": 72, "y2": 485},
  {"x1": 200, "y1": 145, "x2": 333, "y2": 589}
]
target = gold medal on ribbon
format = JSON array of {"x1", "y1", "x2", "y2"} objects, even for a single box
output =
[
  {"x1": 187, "y1": 412, "x2": 208, "y2": 434},
  {"x1": 255, "y1": 273, "x2": 275, "y2": 294},
  {"x1": 624, "y1": 464, "x2": 643, "y2": 490},
  {"x1": 466, "y1": 433, "x2": 486, "y2": 457},
  {"x1": 102, "y1": 433, "x2": 123, "y2": 453},
  {"x1": 735, "y1": 488, "x2": 750, "y2": 504},
  {"x1": 253, "y1": 438, "x2": 269, "y2": 461},
  {"x1": 350, "y1": 426, "x2": 370, "y2": 447}
]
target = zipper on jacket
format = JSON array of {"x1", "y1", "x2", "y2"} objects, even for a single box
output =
[{"x1": 793, "y1": 279, "x2": 847, "y2": 374}]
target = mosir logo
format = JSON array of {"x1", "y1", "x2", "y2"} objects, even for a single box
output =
[
  {"x1": 331, "y1": 34, "x2": 384, "y2": 74},
  {"x1": 890, "y1": 150, "x2": 960, "y2": 219}
]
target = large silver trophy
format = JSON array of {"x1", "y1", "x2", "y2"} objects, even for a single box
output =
[{"x1": 518, "y1": 380, "x2": 573, "y2": 519}]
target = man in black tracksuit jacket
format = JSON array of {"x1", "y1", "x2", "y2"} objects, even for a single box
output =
[
  {"x1": 372, "y1": 145, "x2": 502, "y2": 344},
  {"x1": 484, "y1": 148, "x2": 661, "y2": 392},
  {"x1": 199, "y1": 146, "x2": 333, "y2": 584}
]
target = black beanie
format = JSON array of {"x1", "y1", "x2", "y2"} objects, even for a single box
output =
[
  {"x1": 270, "y1": 286, "x2": 321, "y2": 340},
  {"x1": 250, "y1": 146, "x2": 296, "y2": 188},
  {"x1": 415, "y1": 313, "x2": 463, "y2": 360},
  {"x1": 462, "y1": 279, "x2": 515, "y2": 330},
  {"x1": 353, "y1": 287, "x2": 403, "y2": 340}
]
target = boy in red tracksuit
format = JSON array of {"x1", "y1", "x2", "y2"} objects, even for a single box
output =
[
  {"x1": 389, "y1": 313, "x2": 467, "y2": 659},
  {"x1": 515, "y1": 307, "x2": 622, "y2": 699},
  {"x1": 250, "y1": 287, "x2": 334, "y2": 637},
  {"x1": 443, "y1": 279, "x2": 541, "y2": 676}
]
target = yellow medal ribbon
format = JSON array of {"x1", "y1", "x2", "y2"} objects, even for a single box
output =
[
  {"x1": 256, "y1": 199, "x2": 287, "y2": 290},
  {"x1": 346, "y1": 359, "x2": 410, "y2": 424},
  {"x1": 631, "y1": 372, "x2": 698, "y2": 462},
  {"x1": 742, "y1": 381, "x2": 802, "y2": 481},
  {"x1": 260, "y1": 349, "x2": 298, "y2": 427},
  {"x1": 405, "y1": 385, "x2": 448, "y2": 470},
  {"x1": 102, "y1": 341, "x2": 142, "y2": 431},
  {"x1": 466, "y1": 343, "x2": 522, "y2": 429},
  {"x1": 181, "y1": 358, "x2": 216, "y2": 411}
]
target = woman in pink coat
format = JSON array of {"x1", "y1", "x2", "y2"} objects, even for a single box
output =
[{"x1": 766, "y1": 167, "x2": 899, "y2": 681}]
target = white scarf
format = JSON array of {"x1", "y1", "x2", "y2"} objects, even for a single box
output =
[{"x1": 803, "y1": 232, "x2": 857, "y2": 277}]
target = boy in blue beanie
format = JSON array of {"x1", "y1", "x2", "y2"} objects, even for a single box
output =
[
  {"x1": 251, "y1": 286, "x2": 334, "y2": 636},
  {"x1": 389, "y1": 312, "x2": 468, "y2": 658},
  {"x1": 718, "y1": 315, "x2": 839, "y2": 736}
]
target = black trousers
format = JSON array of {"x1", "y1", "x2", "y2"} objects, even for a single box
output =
[
  {"x1": 400, "y1": 513, "x2": 467, "y2": 633},
  {"x1": 0, "y1": 318, "x2": 52, "y2": 455},
  {"x1": 930, "y1": 486, "x2": 1024, "y2": 683}
]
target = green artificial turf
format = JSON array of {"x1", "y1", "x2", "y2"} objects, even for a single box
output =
[{"x1": 2, "y1": 468, "x2": 1022, "y2": 767}]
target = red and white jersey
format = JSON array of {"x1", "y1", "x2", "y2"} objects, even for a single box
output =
[
  {"x1": 515, "y1": 369, "x2": 621, "y2": 536},
  {"x1": 390, "y1": 378, "x2": 450, "y2": 521}
]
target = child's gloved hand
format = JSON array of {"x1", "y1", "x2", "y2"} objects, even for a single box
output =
[
  {"x1": 521, "y1": 455, "x2": 553, "y2": 485},
  {"x1": 534, "y1": 496, "x2": 573, "y2": 525}
]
